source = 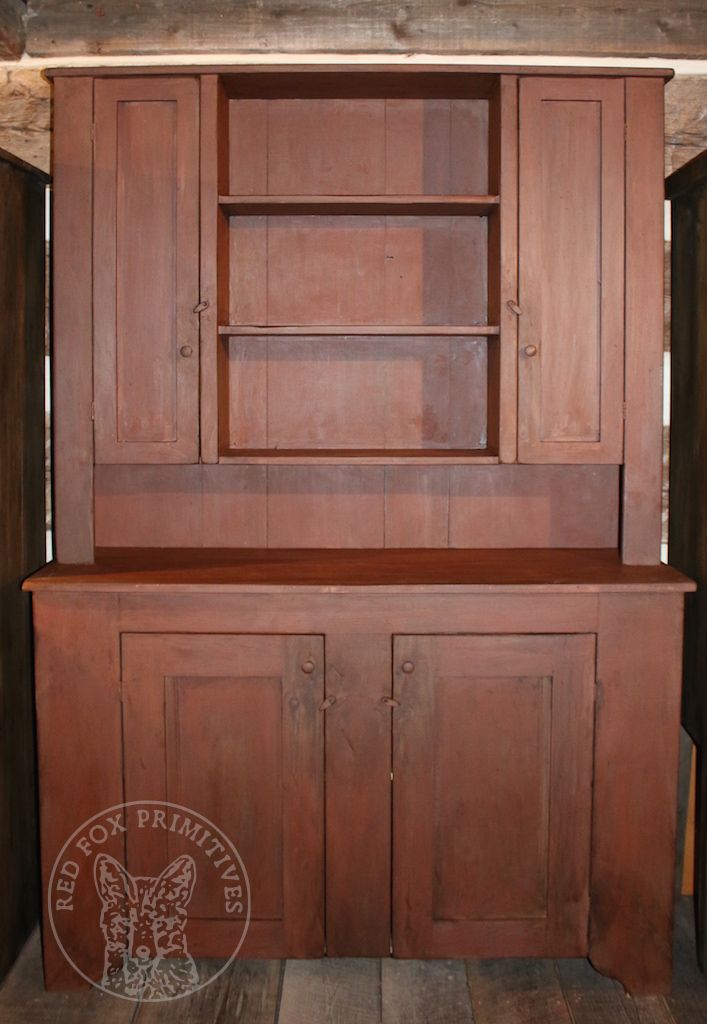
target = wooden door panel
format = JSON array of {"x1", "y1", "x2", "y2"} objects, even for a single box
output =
[
  {"x1": 434, "y1": 674, "x2": 551, "y2": 922},
  {"x1": 518, "y1": 78, "x2": 624, "y2": 463},
  {"x1": 393, "y1": 633, "x2": 595, "y2": 957},
  {"x1": 94, "y1": 78, "x2": 199, "y2": 463},
  {"x1": 121, "y1": 632, "x2": 324, "y2": 957}
]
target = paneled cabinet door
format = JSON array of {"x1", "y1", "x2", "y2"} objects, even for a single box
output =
[
  {"x1": 121, "y1": 633, "x2": 325, "y2": 957},
  {"x1": 517, "y1": 78, "x2": 624, "y2": 463},
  {"x1": 93, "y1": 78, "x2": 199, "y2": 463},
  {"x1": 393, "y1": 633, "x2": 595, "y2": 957}
]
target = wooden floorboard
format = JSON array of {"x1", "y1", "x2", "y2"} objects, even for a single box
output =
[
  {"x1": 466, "y1": 958, "x2": 571, "y2": 1023},
  {"x1": 131, "y1": 960, "x2": 283, "y2": 1024},
  {"x1": 664, "y1": 899, "x2": 707, "y2": 1024},
  {"x1": 0, "y1": 931, "x2": 136, "y2": 1023},
  {"x1": 556, "y1": 957, "x2": 644, "y2": 1023},
  {"x1": 382, "y1": 959, "x2": 473, "y2": 1024},
  {"x1": 2, "y1": 902, "x2": 707, "y2": 1023},
  {"x1": 278, "y1": 959, "x2": 380, "y2": 1024}
]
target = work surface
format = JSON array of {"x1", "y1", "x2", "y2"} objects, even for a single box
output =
[{"x1": 23, "y1": 547, "x2": 695, "y2": 593}]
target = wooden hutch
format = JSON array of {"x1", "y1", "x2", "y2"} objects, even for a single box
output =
[{"x1": 26, "y1": 63, "x2": 694, "y2": 995}]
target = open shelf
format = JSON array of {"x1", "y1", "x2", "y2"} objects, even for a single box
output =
[
  {"x1": 216, "y1": 84, "x2": 500, "y2": 465},
  {"x1": 217, "y1": 449, "x2": 499, "y2": 465},
  {"x1": 219, "y1": 195, "x2": 500, "y2": 215},
  {"x1": 218, "y1": 324, "x2": 500, "y2": 336}
]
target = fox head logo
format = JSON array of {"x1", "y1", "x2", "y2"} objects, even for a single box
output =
[{"x1": 94, "y1": 853, "x2": 199, "y2": 1000}]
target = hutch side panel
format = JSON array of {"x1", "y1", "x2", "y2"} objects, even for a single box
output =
[{"x1": 93, "y1": 77, "x2": 200, "y2": 464}]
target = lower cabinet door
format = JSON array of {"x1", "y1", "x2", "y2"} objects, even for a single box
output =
[
  {"x1": 121, "y1": 632, "x2": 324, "y2": 957},
  {"x1": 392, "y1": 633, "x2": 595, "y2": 957}
]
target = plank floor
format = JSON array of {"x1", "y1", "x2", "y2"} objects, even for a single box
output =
[{"x1": 1, "y1": 900, "x2": 705, "y2": 1024}]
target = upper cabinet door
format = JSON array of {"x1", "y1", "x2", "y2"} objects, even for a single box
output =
[
  {"x1": 93, "y1": 78, "x2": 199, "y2": 464},
  {"x1": 517, "y1": 78, "x2": 624, "y2": 463}
]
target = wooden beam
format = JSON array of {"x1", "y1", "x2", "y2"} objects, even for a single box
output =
[
  {"x1": 665, "y1": 76, "x2": 707, "y2": 176},
  {"x1": 0, "y1": 70, "x2": 51, "y2": 176},
  {"x1": 0, "y1": 0, "x2": 24, "y2": 60},
  {"x1": 25, "y1": 0, "x2": 707, "y2": 59}
]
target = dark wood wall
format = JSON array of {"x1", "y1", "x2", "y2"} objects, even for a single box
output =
[
  {"x1": 668, "y1": 151, "x2": 707, "y2": 962},
  {"x1": 0, "y1": 146, "x2": 47, "y2": 983}
]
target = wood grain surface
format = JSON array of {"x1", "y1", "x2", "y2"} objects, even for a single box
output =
[
  {"x1": 0, "y1": 149, "x2": 46, "y2": 983},
  {"x1": 23, "y1": 2, "x2": 707, "y2": 58}
]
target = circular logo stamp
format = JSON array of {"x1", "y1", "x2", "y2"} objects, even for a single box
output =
[{"x1": 48, "y1": 800, "x2": 251, "y2": 1002}]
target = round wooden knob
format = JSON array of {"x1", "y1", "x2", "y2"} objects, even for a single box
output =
[
  {"x1": 301, "y1": 659, "x2": 315, "y2": 674},
  {"x1": 180, "y1": 345, "x2": 193, "y2": 358},
  {"x1": 401, "y1": 661, "x2": 415, "y2": 674},
  {"x1": 524, "y1": 344, "x2": 538, "y2": 357}
]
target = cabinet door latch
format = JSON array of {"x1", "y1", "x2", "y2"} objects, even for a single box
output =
[
  {"x1": 193, "y1": 299, "x2": 209, "y2": 314},
  {"x1": 506, "y1": 300, "x2": 522, "y2": 316},
  {"x1": 319, "y1": 695, "x2": 337, "y2": 712},
  {"x1": 380, "y1": 696, "x2": 400, "y2": 709}
]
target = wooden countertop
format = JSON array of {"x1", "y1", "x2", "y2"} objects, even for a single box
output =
[{"x1": 23, "y1": 548, "x2": 696, "y2": 594}]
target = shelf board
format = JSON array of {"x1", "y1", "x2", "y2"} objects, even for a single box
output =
[
  {"x1": 218, "y1": 449, "x2": 499, "y2": 465},
  {"x1": 218, "y1": 325, "x2": 500, "y2": 337},
  {"x1": 219, "y1": 194, "x2": 500, "y2": 215}
]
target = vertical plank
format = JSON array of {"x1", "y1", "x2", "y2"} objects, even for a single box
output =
[
  {"x1": 201, "y1": 465, "x2": 268, "y2": 547},
  {"x1": 383, "y1": 960, "x2": 474, "y2": 1024},
  {"x1": 325, "y1": 635, "x2": 391, "y2": 956},
  {"x1": 384, "y1": 467, "x2": 449, "y2": 547},
  {"x1": 622, "y1": 77, "x2": 665, "y2": 564},
  {"x1": 278, "y1": 959, "x2": 381, "y2": 1024},
  {"x1": 32, "y1": 594, "x2": 122, "y2": 990},
  {"x1": 199, "y1": 75, "x2": 228, "y2": 463},
  {"x1": 267, "y1": 467, "x2": 385, "y2": 548},
  {"x1": 495, "y1": 74, "x2": 518, "y2": 464},
  {"x1": 52, "y1": 77, "x2": 94, "y2": 563},
  {"x1": 590, "y1": 593, "x2": 684, "y2": 994}
]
